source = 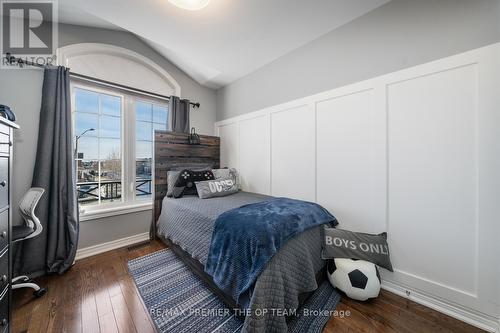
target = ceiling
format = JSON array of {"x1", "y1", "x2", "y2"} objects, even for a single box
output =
[
  {"x1": 57, "y1": 3, "x2": 120, "y2": 30},
  {"x1": 59, "y1": 0, "x2": 389, "y2": 89}
]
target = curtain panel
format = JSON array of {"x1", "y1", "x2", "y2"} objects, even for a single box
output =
[{"x1": 15, "y1": 66, "x2": 79, "y2": 276}]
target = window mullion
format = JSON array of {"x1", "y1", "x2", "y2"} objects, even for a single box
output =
[
  {"x1": 124, "y1": 96, "x2": 136, "y2": 203},
  {"x1": 97, "y1": 96, "x2": 101, "y2": 205},
  {"x1": 122, "y1": 95, "x2": 129, "y2": 204}
]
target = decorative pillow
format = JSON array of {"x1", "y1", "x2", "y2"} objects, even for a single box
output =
[
  {"x1": 212, "y1": 168, "x2": 241, "y2": 189},
  {"x1": 327, "y1": 258, "x2": 381, "y2": 301},
  {"x1": 322, "y1": 227, "x2": 393, "y2": 271},
  {"x1": 172, "y1": 169, "x2": 215, "y2": 198},
  {"x1": 166, "y1": 165, "x2": 215, "y2": 197},
  {"x1": 195, "y1": 177, "x2": 239, "y2": 199},
  {"x1": 166, "y1": 171, "x2": 181, "y2": 197}
]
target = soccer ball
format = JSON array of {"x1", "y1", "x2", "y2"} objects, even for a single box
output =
[{"x1": 327, "y1": 258, "x2": 381, "y2": 301}]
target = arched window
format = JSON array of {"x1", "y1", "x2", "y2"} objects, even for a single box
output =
[{"x1": 57, "y1": 44, "x2": 180, "y2": 219}]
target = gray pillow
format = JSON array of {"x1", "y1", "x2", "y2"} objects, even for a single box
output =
[
  {"x1": 212, "y1": 168, "x2": 241, "y2": 190},
  {"x1": 166, "y1": 171, "x2": 181, "y2": 197},
  {"x1": 322, "y1": 227, "x2": 393, "y2": 271},
  {"x1": 195, "y1": 177, "x2": 239, "y2": 199}
]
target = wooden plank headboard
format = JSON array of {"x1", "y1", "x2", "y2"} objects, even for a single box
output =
[{"x1": 152, "y1": 131, "x2": 220, "y2": 237}]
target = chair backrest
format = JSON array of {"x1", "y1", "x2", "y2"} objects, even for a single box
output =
[{"x1": 18, "y1": 187, "x2": 45, "y2": 240}]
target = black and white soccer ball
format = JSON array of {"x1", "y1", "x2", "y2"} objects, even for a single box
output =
[{"x1": 327, "y1": 258, "x2": 381, "y2": 301}]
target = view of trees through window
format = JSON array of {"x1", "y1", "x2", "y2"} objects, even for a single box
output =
[{"x1": 73, "y1": 86, "x2": 168, "y2": 207}]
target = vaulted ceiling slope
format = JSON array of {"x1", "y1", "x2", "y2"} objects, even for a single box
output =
[{"x1": 59, "y1": 0, "x2": 389, "y2": 89}]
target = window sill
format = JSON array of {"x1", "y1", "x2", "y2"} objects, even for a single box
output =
[{"x1": 79, "y1": 202, "x2": 153, "y2": 222}]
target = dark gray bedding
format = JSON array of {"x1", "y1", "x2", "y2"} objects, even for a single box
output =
[
  {"x1": 158, "y1": 192, "x2": 270, "y2": 264},
  {"x1": 157, "y1": 191, "x2": 327, "y2": 332}
]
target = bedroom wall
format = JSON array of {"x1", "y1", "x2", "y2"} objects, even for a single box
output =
[
  {"x1": 216, "y1": 0, "x2": 500, "y2": 121},
  {"x1": 0, "y1": 23, "x2": 217, "y2": 251},
  {"x1": 215, "y1": 44, "x2": 500, "y2": 332}
]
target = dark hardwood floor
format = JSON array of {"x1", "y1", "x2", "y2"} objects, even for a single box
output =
[{"x1": 12, "y1": 240, "x2": 484, "y2": 333}]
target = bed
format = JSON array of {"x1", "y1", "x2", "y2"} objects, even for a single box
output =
[{"x1": 152, "y1": 131, "x2": 331, "y2": 332}]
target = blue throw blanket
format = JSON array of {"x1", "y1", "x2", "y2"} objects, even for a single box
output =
[{"x1": 205, "y1": 197, "x2": 337, "y2": 305}]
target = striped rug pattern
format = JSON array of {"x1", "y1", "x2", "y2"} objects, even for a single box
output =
[{"x1": 128, "y1": 249, "x2": 340, "y2": 333}]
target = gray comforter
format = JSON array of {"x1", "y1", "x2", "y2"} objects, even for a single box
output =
[{"x1": 157, "y1": 192, "x2": 326, "y2": 332}]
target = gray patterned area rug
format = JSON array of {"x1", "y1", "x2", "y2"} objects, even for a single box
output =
[{"x1": 128, "y1": 249, "x2": 340, "y2": 333}]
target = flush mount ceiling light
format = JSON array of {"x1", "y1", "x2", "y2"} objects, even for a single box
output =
[{"x1": 168, "y1": 0, "x2": 210, "y2": 11}]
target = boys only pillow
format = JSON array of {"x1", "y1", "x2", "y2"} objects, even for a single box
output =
[{"x1": 322, "y1": 227, "x2": 393, "y2": 271}]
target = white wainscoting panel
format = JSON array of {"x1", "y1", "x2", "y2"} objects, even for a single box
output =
[
  {"x1": 218, "y1": 122, "x2": 239, "y2": 169},
  {"x1": 475, "y1": 46, "x2": 500, "y2": 314},
  {"x1": 270, "y1": 105, "x2": 315, "y2": 201},
  {"x1": 386, "y1": 64, "x2": 478, "y2": 301},
  {"x1": 316, "y1": 88, "x2": 386, "y2": 233},
  {"x1": 215, "y1": 43, "x2": 500, "y2": 332},
  {"x1": 239, "y1": 115, "x2": 271, "y2": 194}
]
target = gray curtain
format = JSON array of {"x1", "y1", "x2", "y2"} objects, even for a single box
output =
[
  {"x1": 15, "y1": 66, "x2": 79, "y2": 276},
  {"x1": 169, "y1": 96, "x2": 190, "y2": 133}
]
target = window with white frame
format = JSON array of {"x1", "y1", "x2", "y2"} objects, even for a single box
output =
[{"x1": 72, "y1": 83, "x2": 169, "y2": 212}]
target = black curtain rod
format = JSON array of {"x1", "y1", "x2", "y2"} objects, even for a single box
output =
[{"x1": 4, "y1": 54, "x2": 201, "y2": 108}]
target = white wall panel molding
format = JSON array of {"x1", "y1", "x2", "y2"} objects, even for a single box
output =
[
  {"x1": 270, "y1": 104, "x2": 315, "y2": 201},
  {"x1": 238, "y1": 114, "x2": 271, "y2": 194},
  {"x1": 217, "y1": 122, "x2": 239, "y2": 171},
  {"x1": 384, "y1": 62, "x2": 480, "y2": 307},
  {"x1": 215, "y1": 43, "x2": 500, "y2": 332},
  {"x1": 315, "y1": 87, "x2": 387, "y2": 234}
]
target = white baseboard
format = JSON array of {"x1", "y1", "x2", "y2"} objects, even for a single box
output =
[
  {"x1": 75, "y1": 232, "x2": 150, "y2": 260},
  {"x1": 382, "y1": 280, "x2": 500, "y2": 333}
]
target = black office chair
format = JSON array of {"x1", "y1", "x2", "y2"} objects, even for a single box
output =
[{"x1": 12, "y1": 188, "x2": 46, "y2": 297}]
